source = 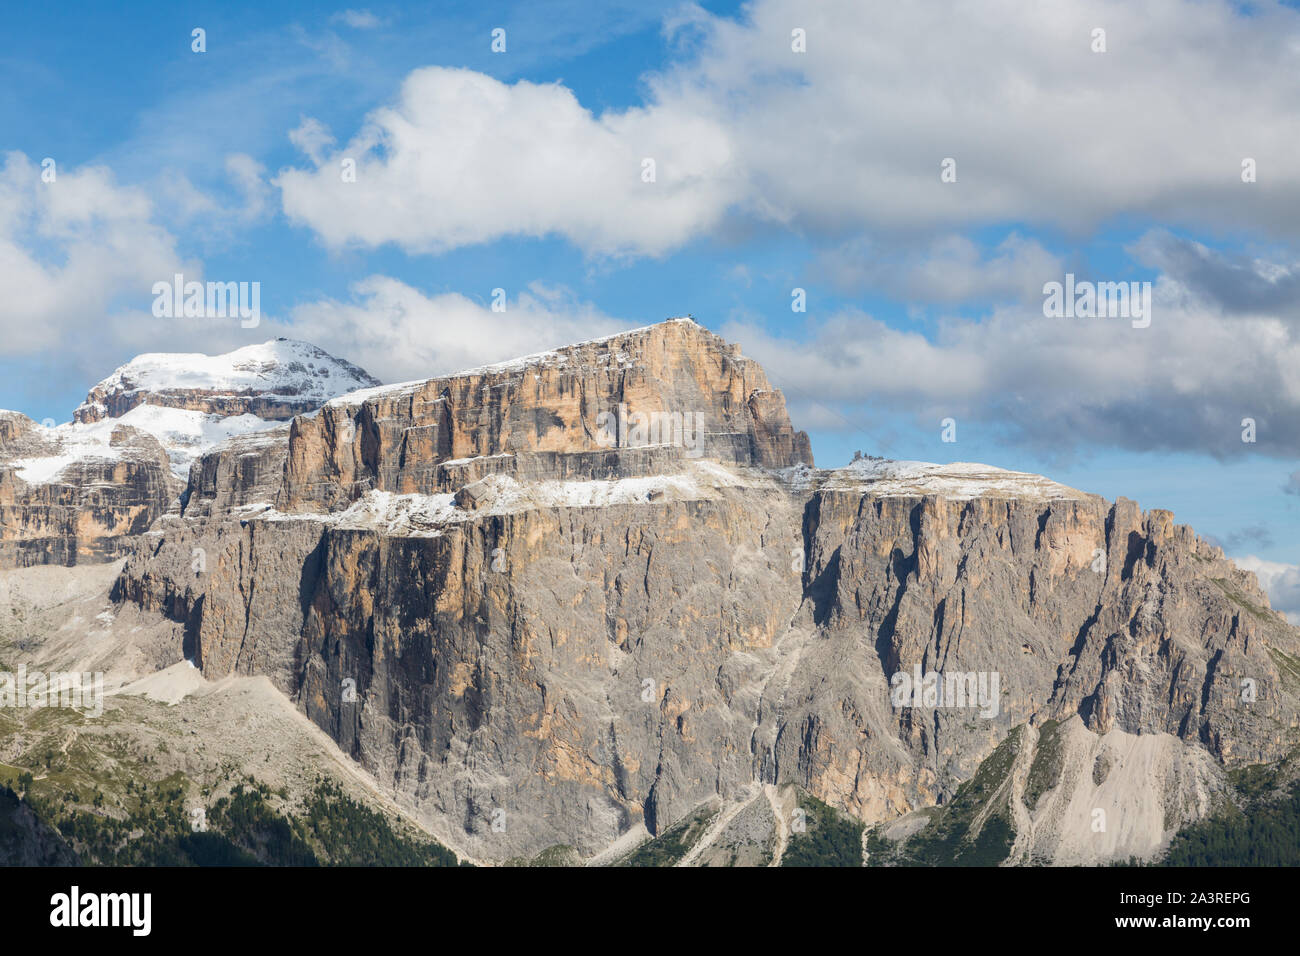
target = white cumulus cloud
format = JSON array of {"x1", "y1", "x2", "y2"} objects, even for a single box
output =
[
  {"x1": 277, "y1": 67, "x2": 739, "y2": 257},
  {"x1": 281, "y1": 276, "x2": 635, "y2": 383},
  {"x1": 722, "y1": 254, "x2": 1300, "y2": 458},
  {"x1": 0, "y1": 152, "x2": 189, "y2": 356},
  {"x1": 276, "y1": 0, "x2": 1300, "y2": 257}
]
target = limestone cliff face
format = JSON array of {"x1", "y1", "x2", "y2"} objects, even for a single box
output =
[
  {"x1": 117, "y1": 479, "x2": 806, "y2": 855},
  {"x1": 777, "y1": 485, "x2": 1297, "y2": 824},
  {"x1": 110, "y1": 321, "x2": 1300, "y2": 863},
  {"x1": 180, "y1": 427, "x2": 290, "y2": 519},
  {"x1": 0, "y1": 411, "x2": 33, "y2": 446},
  {"x1": 0, "y1": 340, "x2": 378, "y2": 569},
  {"x1": 0, "y1": 420, "x2": 178, "y2": 568},
  {"x1": 274, "y1": 319, "x2": 813, "y2": 513}
]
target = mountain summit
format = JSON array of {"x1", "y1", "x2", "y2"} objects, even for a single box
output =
[
  {"x1": 0, "y1": 340, "x2": 379, "y2": 566},
  {"x1": 73, "y1": 338, "x2": 380, "y2": 425}
]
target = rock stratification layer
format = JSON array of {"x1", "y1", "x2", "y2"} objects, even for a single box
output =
[
  {"x1": 273, "y1": 318, "x2": 812, "y2": 513},
  {"x1": 0, "y1": 412, "x2": 177, "y2": 567},
  {"x1": 110, "y1": 319, "x2": 1300, "y2": 863},
  {"x1": 0, "y1": 341, "x2": 379, "y2": 569}
]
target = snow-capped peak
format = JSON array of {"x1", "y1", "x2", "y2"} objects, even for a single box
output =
[
  {"x1": 7, "y1": 340, "x2": 381, "y2": 485},
  {"x1": 75, "y1": 338, "x2": 380, "y2": 422}
]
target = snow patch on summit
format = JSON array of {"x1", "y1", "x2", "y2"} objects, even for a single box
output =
[
  {"x1": 76, "y1": 339, "x2": 378, "y2": 419},
  {"x1": 825, "y1": 458, "x2": 1089, "y2": 501},
  {"x1": 106, "y1": 405, "x2": 281, "y2": 479},
  {"x1": 14, "y1": 340, "x2": 380, "y2": 484}
]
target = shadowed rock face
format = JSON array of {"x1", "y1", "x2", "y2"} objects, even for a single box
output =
[
  {"x1": 780, "y1": 489, "x2": 1297, "y2": 817},
  {"x1": 110, "y1": 319, "x2": 1300, "y2": 863},
  {"x1": 180, "y1": 426, "x2": 290, "y2": 519}
]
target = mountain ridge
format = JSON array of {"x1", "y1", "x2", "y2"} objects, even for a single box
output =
[
  {"x1": 2, "y1": 318, "x2": 1298, "y2": 866},
  {"x1": 0, "y1": 339, "x2": 380, "y2": 567},
  {"x1": 100, "y1": 318, "x2": 1300, "y2": 863}
]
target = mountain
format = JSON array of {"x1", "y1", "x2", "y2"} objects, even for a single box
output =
[
  {"x1": 89, "y1": 318, "x2": 1298, "y2": 865},
  {"x1": 0, "y1": 411, "x2": 176, "y2": 567},
  {"x1": 0, "y1": 340, "x2": 379, "y2": 568},
  {"x1": 2, "y1": 319, "x2": 1297, "y2": 866},
  {"x1": 73, "y1": 338, "x2": 380, "y2": 426}
]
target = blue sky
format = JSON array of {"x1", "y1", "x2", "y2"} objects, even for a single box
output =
[{"x1": 3, "y1": 0, "x2": 1300, "y2": 595}]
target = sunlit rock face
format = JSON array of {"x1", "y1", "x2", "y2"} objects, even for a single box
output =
[
  {"x1": 272, "y1": 318, "x2": 813, "y2": 513},
  {"x1": 0, "y1": 413, "x2": 177, "y2": 568},
  {"x1": 108, "y1": 318, "x2": 1300, "y2": 863}
]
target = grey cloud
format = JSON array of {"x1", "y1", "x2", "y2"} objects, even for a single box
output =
[
  {"x1": 722, "y1": 262, "x2": 1300, "y2": 459},
  {"x1": 1133, "y1": 231, "x2": 1300, "y2": 317},
  {"x1": 816, "y1": 233, "x2": 1061, "y2": 306},
  {"x1": 1216, "y1": 524, "x2": 1275, "y2": 552}
]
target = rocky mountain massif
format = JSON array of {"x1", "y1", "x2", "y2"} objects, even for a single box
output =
[
  {"x1": 2, "y1": 318, "x2": 1298, "y2": 866},
  {"x1": 0, "y1": 340, "x2": 378, "y2": 568},
  {"x1": 67, "y1": 318, "x2": 1295, "y2": 865}
]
